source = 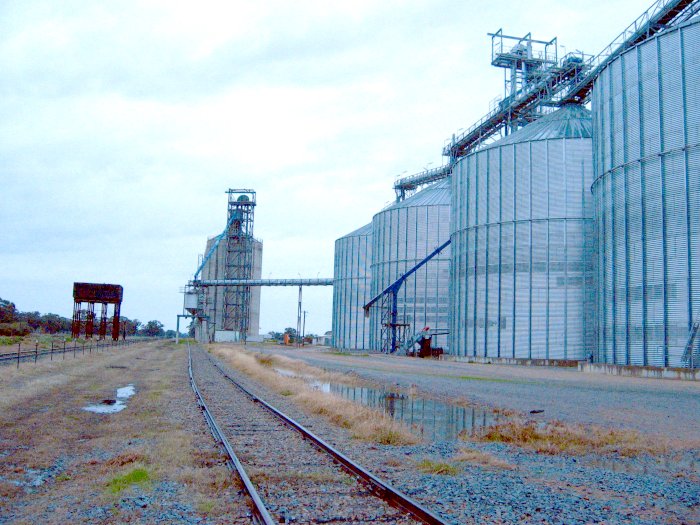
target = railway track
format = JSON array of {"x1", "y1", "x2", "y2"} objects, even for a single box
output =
[{"x1": 187, "y1": 343, "x2": 449, "y2": 525}]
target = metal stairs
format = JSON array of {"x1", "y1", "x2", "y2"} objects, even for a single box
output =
[
  {"x1": 399, "y1": 329, "x2": 430, "y2": 355},
  {"x1": 682, "y1": 312, "x2": 700, "y2": 368}
]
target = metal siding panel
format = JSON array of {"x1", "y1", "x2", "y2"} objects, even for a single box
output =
[
  {"x1": 466, "y1": 227, "x2": 476, "y2": 355},
  {"x1": 591, "y1": 18, "x2": 700, "y2": 367},
  {"x1": 612, "y1": 166, "x2": 628, "y2": 363},
  {"x1": 530, "y1": 221, "x2": 547, "y2": 358},
  {"x1": 659, "y1": 30, "x2": 685, "y2": 151},
  {"x1": 501, "y1": 147, "x2": 515, "y2": 223},
  {"x1": 514, "y1": 220, "x2": 530, "y2": 358},
  {"x1": 515, "y1": 143, "x2": 531, "y2": 221},
  {"x1": 549, "y1": 220, "x2": 567, "y2": 359},
  {"x1": 500, "y1": 222, "x2": 514, "y2": 357}
]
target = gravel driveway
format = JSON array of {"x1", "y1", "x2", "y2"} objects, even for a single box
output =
[{"x1": 252, "y1": 345, "x2": 700, "y2": 443}]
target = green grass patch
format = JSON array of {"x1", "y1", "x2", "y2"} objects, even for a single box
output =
[
  {"x1": 454, "y1": 375, "x2": 516, "y2": 382},
  {"x1": 0, "y1": 335, "x2": 23, "y2": 346},
  {"x1": 416, "y1": 459, "x2": 459, "y2": 475},
  {"x1": 428, "y1": 373, "x2": 525, "y2": 384},
  {"x1": 107, "y1": 468, "x2": 151, "y2": 494},
  {"x1": 280, "y1": 389, "x2": 294, "y2": 396},
  {"x1": 196, "y1": 499, "x2": 215, "y2": 514}
]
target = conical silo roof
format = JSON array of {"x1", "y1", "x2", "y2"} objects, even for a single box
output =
[
  {"x1": 486, "y1": 104, "x2": 592, "y2": 149},
  {"x1": 381, "y1": 177, "x2": 451, "y2": 211},
  {"x1": 339, "y1": 222, "x2": 372, "y2": 240}
]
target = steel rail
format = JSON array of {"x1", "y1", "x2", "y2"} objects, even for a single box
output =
[
  {"x1": 204, "y1": 349, "x2": 450, "y2": 525},
  {"x1": 187, "y1": 344, "x2": 275, "y2": 525}
]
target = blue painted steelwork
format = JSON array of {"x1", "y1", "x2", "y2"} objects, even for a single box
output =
[
  {"x1": 364, "y1": 238, "x2": 451, "y2": 353},
  {"x1": 193, "y1": 218, "x2": 235, "y2": 280}
]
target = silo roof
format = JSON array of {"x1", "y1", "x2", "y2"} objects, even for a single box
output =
[
  {"x1": 339, "y1": 222, "x2": 372, "y2": 239},
  {"x1": 383, "y1": 178, "x2": 451, "y2": 211},
  {"x1": 486, "y1": 104, "x2": 592, "y2": 148}
]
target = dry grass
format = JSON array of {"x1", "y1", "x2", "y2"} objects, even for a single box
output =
[
  {"x1": 383, "y1": 457, "x2": 405, "y2": 468},
  {"x1": 224, "y1": 345, "x2": 367, "y2": 387},
  {"x1": 453, "y1": 447, "x2": 514, "y2": 470},
  {"x1": 466, "y1": 420, "x2": 662, "y2": 456},
  {"x1": 0, "y1": 347, "x2": 136, "y2": 410},
  {"x1": 295, "y1": 390, "x2": 419, "y2": 445},
  {"x1": 249, "y1": 468, "x2": 347, "y2": 485},
  {"x1": 209, "y1": 345, "x2": 420, "y2": 445},
  {"x1": 105, "y1": 452, "x2": 146, "y2": 468},
  {"x1": 0, "y1": 341, "x2": 244, "y2": 522}
]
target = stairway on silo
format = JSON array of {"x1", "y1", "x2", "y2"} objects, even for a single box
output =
[{"x1": 682, "y1": 313, "x2": 700, "y2": 369}]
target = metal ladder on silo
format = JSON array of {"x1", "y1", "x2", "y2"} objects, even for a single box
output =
[{"x1": 682, "y1": 311, "x2": 700, "y2": 369}]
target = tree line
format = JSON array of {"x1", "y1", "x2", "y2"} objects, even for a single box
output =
[{"x1": 0, "y1": 297, "x2": 174, "y2": 338}]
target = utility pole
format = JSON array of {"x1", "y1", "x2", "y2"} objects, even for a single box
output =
[
  {"x1": 302, "y1": 310, "x2": 307, "y2": 347},
  {"x1": 296, "y1": 285, "x2": 302, "y2": 348}
]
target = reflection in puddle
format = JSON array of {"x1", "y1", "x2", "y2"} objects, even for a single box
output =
[
  {"x1": 328, "y1": 384, "x2": 499, "y2": 441},
  {"x1": 273, "y1": 368, "x2": 499, "y2": 441},
  {"x1": 83, "y1": 384, "x2": 136, "y2": 414}
]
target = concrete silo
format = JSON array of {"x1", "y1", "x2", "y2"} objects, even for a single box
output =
[
  {"x1": 195, "y1": 236, "x2": 263, "y2": 343},
  {"x1": 450, "y1": 105, "x2": 596, "y2": 360},
  {"x1": 332, "y1": 223, "x2": 372, "y2": 350},
  {"x1": 370, "y1": 179, "x2": 451, "y2": 351},
  {"x1": 592, "y1": 17, "x2": 700, "y2": 367}
]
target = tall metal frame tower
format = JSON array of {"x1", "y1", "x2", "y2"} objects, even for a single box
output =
[
  {"x1": 393, "y1": 0, "x2": 699, "y2": 201},
  {"x1": 489, "y1": 30, "x2": 559, "y2": 131},
  {"x1": 222, "y1": 189, "x2": 256, "y2": 341}
]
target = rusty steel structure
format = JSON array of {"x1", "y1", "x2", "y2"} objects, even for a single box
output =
[{"x1": 71, "y1": 283, "x2": 123, "y2": 341}]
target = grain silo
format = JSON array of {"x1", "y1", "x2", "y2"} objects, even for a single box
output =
[
  {"x1": 370, "y1": 179, "x2": 451, "y2": 351},
  {"x1": 592, "y1": 17, "x2": 700, "y2": 368},
  {"x1": 332, "y1": 223, "x2": 373, "y2": 350},
  {"x1": 195, "y1": 235, "x2": 263, "y2": 343},
  {"x1": 450, "y1": 105, "x2": 596, "y2": 360}
]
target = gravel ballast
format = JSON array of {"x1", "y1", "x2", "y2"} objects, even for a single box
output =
[
  {"x1": 191, "y1": 344, "x2": 422, "y2": 524},
  {"x1": 211, "y1": 343, "x2": 700, "y2": 525}
]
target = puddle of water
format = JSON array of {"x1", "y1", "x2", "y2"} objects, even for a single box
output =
[
  {"x1": 273, "y1": 369, "x2": 499, "y2": 441},
  {"x1": 327, "y1": 383, "x2": 500, "y2": 441},
  {"x1": 274, "y1": 367, "x2": 298, "y2": 378},
  {"x1": 83, "y1": 384, "x2": 136, "y2": 414}
]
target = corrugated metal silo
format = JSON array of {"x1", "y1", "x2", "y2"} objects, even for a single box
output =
[
  {"x1": 370, "y1": 179, "x2": 451, "y2": 351},
  {"x1": 332, "y1": 223, "x2": 373, "y2": 349},
  {"x1": 450, "y1": 105, "x2": 596, "y2": 360},
  {"x1": 592, "y1": 17, "x2": 700, "y2": 367}
]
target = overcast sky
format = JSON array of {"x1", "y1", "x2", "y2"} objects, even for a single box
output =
[{"x1": 0, "y1": 0, "x2": 647, "y2": 334}]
